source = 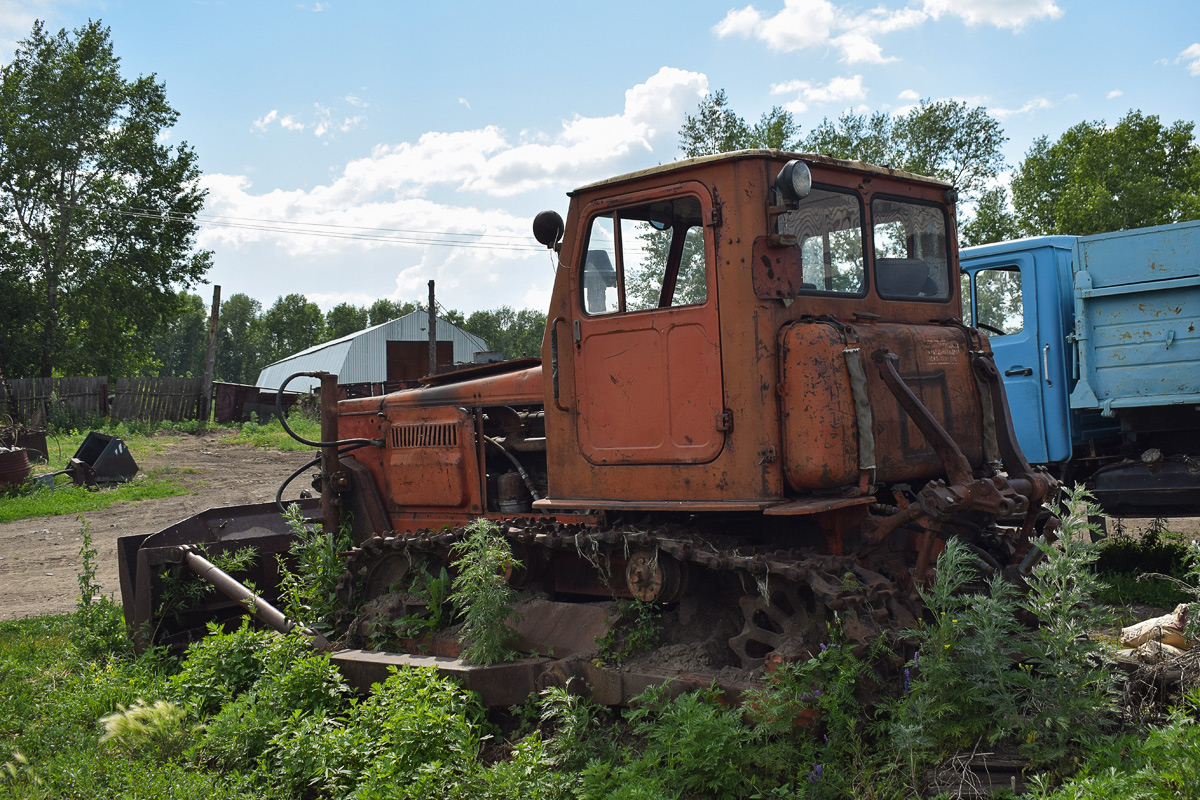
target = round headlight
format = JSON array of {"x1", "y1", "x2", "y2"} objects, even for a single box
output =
[{"x1": 775, "y1": 160, "x2": 812, "y2": 205}]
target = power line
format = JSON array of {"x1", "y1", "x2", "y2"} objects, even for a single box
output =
[{"x1": 76, "y1": 203, "x2": 546, "y2": 253}]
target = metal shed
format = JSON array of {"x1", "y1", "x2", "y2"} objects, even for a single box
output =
[{"x1": 255, "y1": 311, "x2": 489, "y2": 392}]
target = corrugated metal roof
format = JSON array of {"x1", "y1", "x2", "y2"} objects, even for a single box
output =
[{"x1": 255, "y1": 311, "x2": 490, "y2": 391}]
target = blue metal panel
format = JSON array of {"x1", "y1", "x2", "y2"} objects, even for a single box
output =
[{"x1": 1068, "y1": 220, "x2": 1200, "y2": 415}]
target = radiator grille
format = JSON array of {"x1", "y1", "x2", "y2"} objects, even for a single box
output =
[{"x1": 390, "y1": 422, "x2": 459, "y2": 449}]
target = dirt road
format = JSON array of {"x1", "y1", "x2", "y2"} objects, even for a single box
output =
[{"x1": 0, "y1": 431, "x2": 313, "y2": 621}]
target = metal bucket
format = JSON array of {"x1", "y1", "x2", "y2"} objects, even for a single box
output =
[{"x1": 0, "y1": 447, "x2": 31, "y2": 487}]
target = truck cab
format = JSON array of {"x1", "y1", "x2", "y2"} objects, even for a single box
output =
[{"x1": 962, "y1": 220, "x2": 1200, "y2": 514}]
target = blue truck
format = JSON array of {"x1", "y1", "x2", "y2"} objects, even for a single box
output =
[{"x1": 960, "y1": 220, "x2": 1200, "y2": 516}]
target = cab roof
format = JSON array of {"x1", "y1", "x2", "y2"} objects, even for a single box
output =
[{"x1": 569, "y1": 149, "x2": 953, "y2": 196}]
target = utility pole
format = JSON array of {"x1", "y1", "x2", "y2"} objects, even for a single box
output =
[
  {"x1": 427, "y1": 280, "x2": 437, "y2": 377},
  {"x1": 201, "y1": 285, "x2": 221, "y2": 422}
]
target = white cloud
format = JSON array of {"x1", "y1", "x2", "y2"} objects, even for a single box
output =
[
  {"x1": 201, "y1": 68, "x2": 709, "y2": 313},
  {"x1": 922, "y1": 0, "x2": 1062, "y2": 30},
  {"x1": 898, "y1": 89, "x2": 920, "y2": 102},
  {"x1": 1178, "y1": 43, "x2": 1200, "y2": 76},
  {"x1": 1107, "y1": 89, "x2": 1123, "y2": 99},
  {"x1": 459, "y1": 97, "x2": 471, "y2": 110},
  {"x1": 714, "y1": 0, "x2": 1062, "y2": 61},
  {"x1": 345, "y1": 94, "x2": 369, "y2": 108},
  {"x1": 991, "y1": 96, "x2": 1055, "y2": 119},
  {"x1": 253, "y1": 109, "x2": 280, "y2": 132},
  {"x1": 714, "y1": 0, "x2": 923, "y2": 63},
  {"x1": 280, "y1": 114, "x2": 306, "y2": 132},
  {"x1": 771, "y1": 74, "x2": 867, "y2": 113},
  {"x1": 0, "y1": 0, "x2": 52, "y2": 63}
]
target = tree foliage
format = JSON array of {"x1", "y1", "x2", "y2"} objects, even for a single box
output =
[
  {"x1": 324, "y1": 302, "x2": 370, "y2": 340},
  {"x1": 0, "y1": 20, "x2": 210, "y2": 378},
  {"x1": 261, "y1": 293, "x2": 325, "y2": 364},
  {"x1": 461, "y1": 306, "x2": 546, "y2": 360},
  {"x1": 214, "y1": 293, "x2": 265, "y2": 384},
  {"x1": 148, "y1": 291, "x2": 208, "y2": 377},
  {"x1": 1011, "y1": 110, "x2": 1200, "y2": 236}
]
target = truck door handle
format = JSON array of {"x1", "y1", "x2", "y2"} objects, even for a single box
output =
[
  {"x1": 1043, "y1": 344, "x2": 1052, "y2": 387},
  {"x1": 1004, "y1": 367, "x2": 1033, "y2": 377}
]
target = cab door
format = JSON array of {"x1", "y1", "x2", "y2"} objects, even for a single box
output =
[
  {"x1": 569, "y1": 184, "x2": 725, "y2": 465},
  {"x1": 964, "y1": 251, "x2": 1069, "y2": 464}
]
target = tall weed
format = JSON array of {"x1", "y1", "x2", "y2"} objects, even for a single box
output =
[{"x1": 450, "y1": 519, "x2": 522, "y2": 664}]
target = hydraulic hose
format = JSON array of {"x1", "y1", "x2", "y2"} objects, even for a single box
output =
[
  {"x1": 275, "y1": 442, "x2": 370, "y2": 514},
  {"x1": 484, "y1": 435, "x2": 543, "y2": 501},
  {"x1": 275, "y1": 371, "x2": 383, "y2": 449}
]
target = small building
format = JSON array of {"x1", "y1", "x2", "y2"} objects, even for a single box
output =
[{"x1": 255, "y1": 311, "x2": 489, "y2": 393}]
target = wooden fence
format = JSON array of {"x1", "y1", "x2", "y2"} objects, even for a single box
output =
[{"x1": 1, "y1": 376, "x2": 204, "y2": 428}]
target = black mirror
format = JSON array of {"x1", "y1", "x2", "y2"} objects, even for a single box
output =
[{"x1": 533, "y1": 210, "x2": 565, "y2": 249}]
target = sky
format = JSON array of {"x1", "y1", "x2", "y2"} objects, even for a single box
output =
[{"x1": 2, "y1": 0, "x2": 1198, "y2": 318}]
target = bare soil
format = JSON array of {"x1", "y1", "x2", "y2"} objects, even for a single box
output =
[{"x1": 0, "y1": 430, "x2": 313, "y2": 621}]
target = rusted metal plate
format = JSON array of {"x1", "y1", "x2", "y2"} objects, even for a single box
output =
[
  {"x1": 763, "y1": 495, "x2": 874, "y2": 516},
  {"x1": 511, "y1": 599, "x2": 617, "y2": 657},
  {"x1": 332, "y1": 650, "x2": 549, "y2": 706}
]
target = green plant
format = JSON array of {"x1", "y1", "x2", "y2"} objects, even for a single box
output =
[
  {"x1": 99, "y1": 699, "x2": 193, "y2": 762},
  {"x1": 166, "y1": 621, "x2": 276, "y2": 716},
  {"x1": 1012, "y1": 486, "x2": 1117, "y2": 773},
  {"x1": 0, "y1": 471, "x2": 188, "y2": 524},
  {"x1": 276, "y1": 503, "x2": 353, "y2": 633},
  {"x1": 366, "y1": 558, "x2": 453, "y2": 648},
  {"x1": 893, "y1": 538, "x2": 1024, "y2": 770},
  {"x1": 71, "y1": 517, "x2": 132, "y2": 661},
  {"x1": 155, "y1": 545, "x2": 257, "y2": 631},
  {"x1": 449, "y1": 519, "x2": 523, "y2": 664},
  {"x1": 595, "y1": 599, "x2": 661, "y2": 666}
]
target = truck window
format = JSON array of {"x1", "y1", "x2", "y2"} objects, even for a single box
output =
[
  {"x1": 974, "y1": 267, "x2": 1023, "y2": 336},
  {"x1": 580, "y1": 195, "x2": 708, "y2": 315},
  {"x1": 871, "y1": 197, "x2": 950, "y2": 301},
  {"x1": 778, "y1": 187, "x2": 864, "y2": 294}
]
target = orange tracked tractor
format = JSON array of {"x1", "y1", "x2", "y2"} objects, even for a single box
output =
[{"x1": 119, "y1": 151, "x2": 1056, "y2": 704}]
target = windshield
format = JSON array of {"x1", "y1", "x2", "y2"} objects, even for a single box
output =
[
  {"x1": 871, "y1": 197, "x2": 951, "y2": 301},
  {"x1": 776, "y1": 186, "x2": 865, "y2": 295}
]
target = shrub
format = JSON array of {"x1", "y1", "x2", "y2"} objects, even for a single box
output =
[{"x1": 449, "y1": 519, "x2": 522, "y2": 664}]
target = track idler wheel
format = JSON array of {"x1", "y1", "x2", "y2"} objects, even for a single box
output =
[
  {"x1": 625, "y1": 550, "x2": 687, "y2": 603},
  {"x1": 728, "y1": 580, "x2": 818, "y2": 670}
]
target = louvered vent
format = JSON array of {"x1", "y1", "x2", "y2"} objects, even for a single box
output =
[{"x1": 390, "y1": 422, "x2": 459, "y2": 449}]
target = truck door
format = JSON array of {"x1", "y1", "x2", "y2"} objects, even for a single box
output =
[
  {"x1": 964, "y1": 251, "x2": 1068, "y2": 464},
  {"x1": 569, "y1": 185, "x2": 725, "y2": 465}
]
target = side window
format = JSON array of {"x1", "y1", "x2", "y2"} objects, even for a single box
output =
[
  {"x1": 580, "y1": 196, "x2": 708, "y2": 315},
  {"x1": 872, "y1": 197, "x2": 951, "y2": 301},
  {"x1": 974, "y1": 267, "x2": 1024, "y2": 336},
  {"x1": 582, "y1": 217, "x2": 618, "y2": 315},
  {"x1": 778, "y1": 187, "x2": 864, "y2": 294}
]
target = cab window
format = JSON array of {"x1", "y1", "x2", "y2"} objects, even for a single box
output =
[
  {"x1": 973, "y1": 267, "x2": 1024, "y2": 335},
  {"x1": 580, "y1": 195, "x2": 708, "y2": 315},
  {"x1": 777, "y1": 186, "x2": 865, "y2": 294},
  {"x1": 872, "y1": 197, "x2": 951, "y2": 301}
]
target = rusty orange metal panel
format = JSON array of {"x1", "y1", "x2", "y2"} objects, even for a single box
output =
[
  {"x1": 381, "y1": 406, "x2": 480, "y2": 511},
  {"x1": 780, "y1": 320, "x2": 985, "y2": 491}
]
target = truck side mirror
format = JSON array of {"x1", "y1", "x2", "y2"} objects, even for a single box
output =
[{"x1": 533, "y1": 210, "x2": 565, "y2": 251}]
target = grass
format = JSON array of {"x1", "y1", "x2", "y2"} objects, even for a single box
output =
[
  {"x1": 224, "y1": 413, "x2": 322, "y2": 452},
  {"x1": 0, "y1": 472, "x2": 188, "y2": 523}
]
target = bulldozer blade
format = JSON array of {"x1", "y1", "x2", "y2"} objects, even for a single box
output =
[{"x1": 117, "y1": 499, "x2": 321, "y2": 651}]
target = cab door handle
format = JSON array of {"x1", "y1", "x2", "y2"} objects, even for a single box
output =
[{"x1": 1004, "y1": 367, "x2": 1033, "y2": 377}]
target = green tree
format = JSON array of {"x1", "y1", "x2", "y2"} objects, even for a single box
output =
[
  {"x1": 802, "y1": 110, "x2": 896, "y2": 166},
  {"x1": 324, "y1": 302, "x2": 369, "y2": 340},
  {"x1": 960, "y1": 186, "x2": 1021, "y2": 247},
  {"x1": 1011, "y1": 110, "x2": 1200, "y2": 236},
  {"x1": 0, "y1": 20, "x2": 209, "y2": 377},
  {"x1": 678, "y1": 89, "x2": 751, "y2": 158},
  {"x1": 261, "y1": 294, "x2": 324, "y2": 364},
  {"x1": 462, "y1": 307, "x2": 547, "y2": 360},
  {"x1": 215, "y1": 293, "x2": 265, "y2": 384},
  {"x1": 148, "y1": 291, "x2": 208, "y2": 376},
  {"x1": 803, "y1": 100, "x2": 1007, "y2": 204},
  {"x1": 749, "y1": 106, "x2": 801, "y2": 150},
  {"x1": 367, "y1": 298, "x2": 417, "y2": 327}
]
